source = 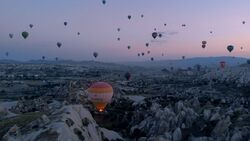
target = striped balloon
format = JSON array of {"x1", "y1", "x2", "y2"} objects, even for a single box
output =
[{"x1": 87, "y1": 82, "x2": 113, "y2": 112}]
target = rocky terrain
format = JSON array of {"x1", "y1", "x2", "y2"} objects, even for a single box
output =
[{"x1": 0, "y1": 61, "x2": 249, "y2": 141}]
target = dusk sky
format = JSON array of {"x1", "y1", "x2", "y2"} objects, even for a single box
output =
[{"x1": 0, "y1": 0, "x2": 250, "y2": 62}]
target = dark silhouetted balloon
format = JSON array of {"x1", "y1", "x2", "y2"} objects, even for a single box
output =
[
  {"x1": 77, "y1": 32, "x2": 80, "y2": 36},
  {"x1": 210, "y1": 31, "x2": 213, "y2": 34},
  {"x1": 147, "y1": 51, "x2": 150, "y2": 54},
  {"x1": 93, "y1": 52, "x2": 98, "y2": 58},
  {"x1": 141, "y1": 14, "x2": 144, "y2": 18},
  {"x1": 21, "y1": 31, "x2": 29, "y2": 39},
  {"x1": 127, "y1": 46, "x2": 131, "y2": 49},
  {"x1": 162, "y1": 53, "x2": 164, "y2": 56},
  {"x1": 202, "y1": 41, "x2": 207, "y2": 45},
  {"x1": 242, "y1": 21, "x2": 246, "y2": 24},
  {"x1": 158, "y1": 33, "x2": 162, "y2": 38},
  {"x1": 117, "y1": 37, "x2": 120, "y2": 41},
  {"x1": 152, "y1": 32, "x2": 158, "y2": 39},
  {"x1": 57, "y1": 42, "x2": 62, "y2": 48},
  {"x1": 138, "y1": 53, "x2": 140, "y2": 57},
  {"x1": 151, "y1": 57, "x2": 154, "y2": 61},
  {"x1": 164, "y1": 23, "x2": 167, "y2": 26},
  {"x1": 42, "y1": 56, "x2": 45, "y2": 60},
  {"x1": 117, "y1": 28, "x2": 120, "y2": 32},
  {"x1": 227, "y1": 45, "x2": 234, "y2": 52},
  {"x1": 181, "y1": 24, "x2": 186, "y2": 27},
  {"x1": 220, "y1": 61, "x2": 226, "y2": 69},
  {"x1": 141, "y1": 52, "x2": 145, "y2": 56},
  {"x1": 154, "y1": 28, "x2": 157, "y2": 31},
  {"x1": 202, "y1": 44, "x2": 206, "y2": 48},
  {"x1": 128, "y1": 15, "x2": 131, "y2": 20},
  {"x1": 64, "y1": 22, "x2": 67, "y2": 26},
  {"x1": 182, "y1": 56, "x2": 185, "y2": 60},
  {"x1": 29, "y1": 24, "x2": 33, "y2": 28},
  {"x1": 9, "y1": 34, "x2": 13, "y2": 39},
  {"x1": 55, "y1": 57, "x2": 58, "y2": 61},
  {"x1": 5, "y1": 52, "x2": 9, "y2": 57},
  {"x1": 240, "y1": 46, "x2": 243, "y2": 50},
  {"x1": 102, "y1": 0, "x2": 106, "y2": 5},
  {"x1": 124, "y1": 72, "x2": 131, "y2": 80},
  {"x1": 146, "y1": 43, "x2": 149, "y2": 47}
]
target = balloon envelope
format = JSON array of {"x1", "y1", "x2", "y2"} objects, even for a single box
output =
[
  {"x1": 220, "y1": 61, "x2": 226, "y2": 69},
  {"x1": 124, "y1": 72, "x2": 131, "y2": 80},
  {"x1": 9, "y1": 34, "x2": 13, "y2": 39},
  {"x1": 152, "y1": 32, "x2": 158, "y2": 39},
  {"x1": 57, "y1": 42, "x2": 62, "y2": 48},
  {"x1": 93, "y1": 52, "x2": 98, "y2": 58},
  {"x1": 21, "y1": 31, "x2": 29, "y2": 39},
  {"x1": 87, "y1": 82, "x2": 113, "y2": 112},
  {"x1": 227, "y1": 45, "x2": 234, "y2": 52},
  {"x1": 202, "y1": 41, "x2": 207, "y2": 44}
]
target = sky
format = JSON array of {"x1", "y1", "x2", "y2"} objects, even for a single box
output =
[{"x1": 0, "y1": 0, "x2": 250, "y2": 62}]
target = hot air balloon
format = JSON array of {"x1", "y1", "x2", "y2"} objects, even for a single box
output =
[
  {"x1": 227, "y1": 45, "x2": 234, "y2": 52},
  {"x1": 42, "y1": 56, "x2": 45, "y2": 60},
  {"x1": 29, "y1": 24, "x2": 33, "y2": 28},
  {"x1": 164, "y1": 23, "x2": 167, "y2": 26},
  {"x1": 240, "y1": 46, "x2": 243, "y2": 50},
  {"x1": 162, "y1": 53, "x2": 164, "y2": 56},
  {"x1": 147, "y1": 51, "x2": 150, "y2": 54},
  {"x1": 5, "y1": 52, "x2": 9, "y2": 57},
  {"x1": 77, "y1": 32, "x2": 80, "y2": 36},
  {"x1": 87, "y1": 82, "x2": 113, "y2": 112},
  {"x1": 146, "y1": 43, "x2": 149, "y2": 47},
  {"x1": 220, "y1": 61, "x2": 226, "y2": 69},
  {"x1": 141, "y1": 14, "x2": 144, "y2": 18},
  {"x1": 154, "y1": 28, "x2": 157, "y2": 31},
  {"x1": 128, "y1": 15, "x2": 131, "y2": 20},
  {"x1": 57, "y1": 42, "x2": 62, "y2": 48},
  {"x1": 127, "y1": 46, "x2": 131, "y2": 49},
  {"x1": 182, "y1": 56, "x2": 185, "y2": 60},
  {"x1": 55, "y1": 57, "x2": 58, "y2": 61},
  {"x1": 9, "y1": 34, "x2": 13, "y2": 39},
  {"x1": 64, "y1": 22, "x2": 67, "y2": 26},
  {"x1": 151, "y1": 57, "x2": 154, "y2": 61},
  {"x1": 141, "y1": 52, "x2": 145, "y2": 56},
  {"x1": 138, "y1": 53, "x2": 140, "y2": 57},
  {"x1": 158, "y1": 33, "x2": 162, "y2": 38},
  {"x1": 242, "y1": 21, "x2": 246, "y2": 24},
  {"x1": 210, "y1": 31, "x2": 213, "y2": 34},
  {"x1": 117, "y1": 37, "x2": 120, "y2": 41},
  {"x1": 21, "y1": 31, "x2": 29, "y2": 39},
  {"x1": 124, "y1": 72, "x2": 131, "y2": 80},
  {"x1": 152, "y1": 32, "x2": 158, "y2": 39},
  {"x1": 202, "y1": 44, "x2": 206, "y2": 48},
  {"x1": 202, "y1": 41, "x2": 207, "y2": 45},
  {"x1": 93, "y1": 52, "x2": 98, "y2": 58},
  {"x1": 117, "y1": 28, "x2": 120, "y2": 32},
  {"x1": 102, "y1": 0, "x2": 106, "y2": 5},
  {"x1": 182, "y1": 24, "x2": 186, "y2": 27}
]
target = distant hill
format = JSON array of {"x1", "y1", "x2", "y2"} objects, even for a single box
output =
[
  {"x1": 0, "y1": 57, "x2": 248, "y2": 69},
  {"x1": 125, "y1": 56, "x2": 249, "y2": 68}
]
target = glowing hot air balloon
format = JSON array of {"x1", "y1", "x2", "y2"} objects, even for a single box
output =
[{"x1": 87, "y1": 82, "x2": 113, "y2": 112}]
